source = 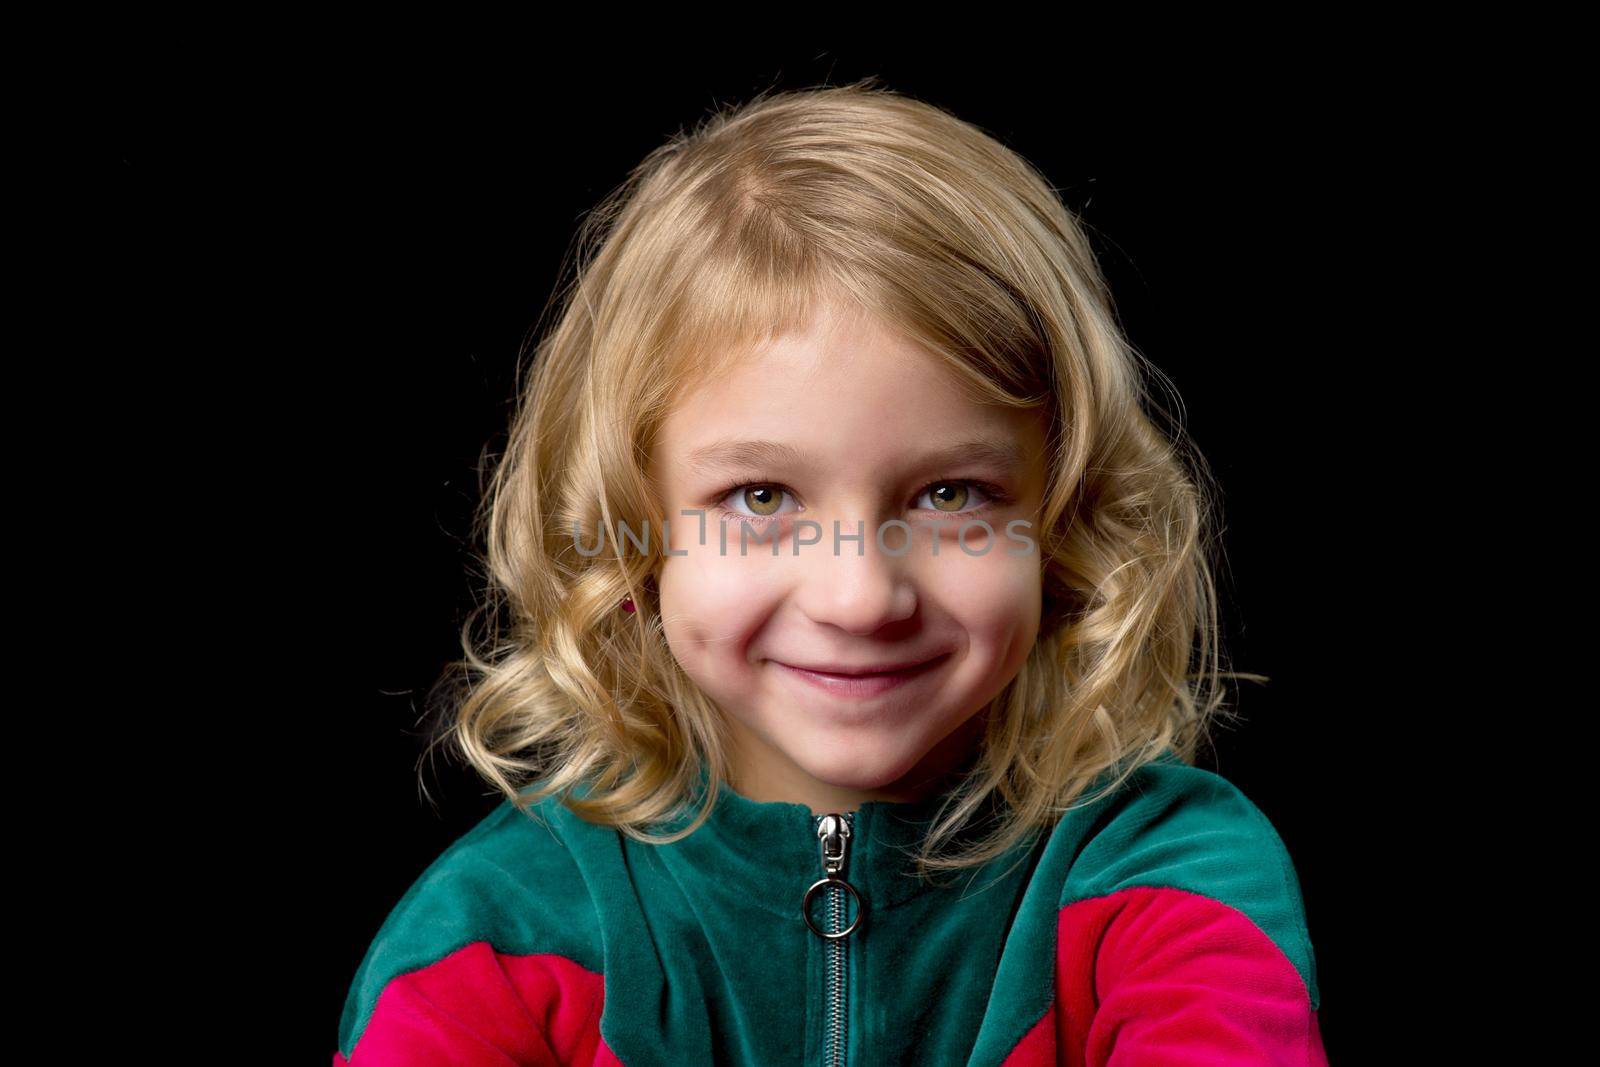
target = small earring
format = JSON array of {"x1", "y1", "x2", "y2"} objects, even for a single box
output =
[{"x1": 619, "y1": 596, "x2": 636, "y2": 614}]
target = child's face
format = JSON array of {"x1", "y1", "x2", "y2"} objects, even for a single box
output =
[{"x1": 649, "y1": 300, "x2": 1049, "y2": 810}]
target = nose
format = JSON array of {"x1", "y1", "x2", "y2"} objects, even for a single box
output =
[{"x1": 791, "y1": 526, "x2": 918, "y2": 635}]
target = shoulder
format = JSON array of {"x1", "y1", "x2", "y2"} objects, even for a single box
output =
[
  {"x1": 335, "y1": 789, "x2": 609, "y2": 1064},
  {"x1": 1054, "y1": 751, "x2": 1320, "y2": 1010}
]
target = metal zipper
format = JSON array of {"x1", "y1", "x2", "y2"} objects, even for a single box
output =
[{"x1": 803, "y1": 812, "x2": 860, "y2": 1067}]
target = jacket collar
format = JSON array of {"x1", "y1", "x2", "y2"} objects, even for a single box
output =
[{"x1": 648, "y1": 763, "x2": 1004, "y2": 922}]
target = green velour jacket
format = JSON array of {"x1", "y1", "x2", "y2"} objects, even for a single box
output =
[{"x1": 335, "y1": 749, "x2": 1326, "y2": 1065}]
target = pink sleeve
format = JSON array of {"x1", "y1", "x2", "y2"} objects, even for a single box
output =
[
  {"x1": 1058, "y1": 886, "x2": 1328, "y2": 1066},
  {"x1": 333, "y1": 941, "x2": 621, "y2": 1066}
]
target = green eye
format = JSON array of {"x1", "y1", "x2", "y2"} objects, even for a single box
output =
[
  {"x1": 742, "y1": 485, "x2": 784, "y2": 516},
  {"x1": 715, "y1": 482, "x2": 798, "y2": 523},
  {"x1": 926, "y1": 483, "x2": 969, "y2": 512}
]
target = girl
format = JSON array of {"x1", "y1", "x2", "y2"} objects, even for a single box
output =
[{"x1": 335, "y1": 80, "x2": 1326, "y2": 1066}]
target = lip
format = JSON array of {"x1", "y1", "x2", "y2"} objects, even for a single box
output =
[{"x1": 772, "y1": 653, "x2": 951, "y2": 699}]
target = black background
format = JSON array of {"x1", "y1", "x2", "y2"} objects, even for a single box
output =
[{"x1": 112, "y1": 46, "x2": 1479, "y2": 1062}]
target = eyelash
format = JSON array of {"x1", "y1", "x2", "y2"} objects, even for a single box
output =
[{"x1": 710, "y1": 477, "x2": 1012, "y2": 525}]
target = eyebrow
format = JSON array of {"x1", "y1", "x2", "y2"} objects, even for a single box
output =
[{"x1": 687, "y1": 437, "x2": 1030, "y2": 475}]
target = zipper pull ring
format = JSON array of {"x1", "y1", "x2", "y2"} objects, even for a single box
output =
[{"x1": 803, "y1": 814, "x2": 863, "y2": 940}]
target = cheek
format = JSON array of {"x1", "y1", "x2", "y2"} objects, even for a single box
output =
[
  {"x1": 657, "y1": 552, "x2": 776, "y2": 686},
  {"x1": 929, "y1": 547, "x2": 1043, "y2": 654}
]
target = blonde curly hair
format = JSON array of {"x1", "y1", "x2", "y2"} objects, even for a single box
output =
[{"x1": 421, "y1": 77, "x2": 1262, "y2": 881}]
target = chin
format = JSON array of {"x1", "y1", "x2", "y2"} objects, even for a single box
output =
[{"x1": 785, "y1": 732, "x2": 938, "y2": 793}]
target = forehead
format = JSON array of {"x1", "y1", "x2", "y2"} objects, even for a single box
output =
[{"x1": 653, "y1": 303, "x2": 1048, "y2": 479}]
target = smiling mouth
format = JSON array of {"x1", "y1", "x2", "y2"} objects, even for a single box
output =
[{"x1": 772, "y1": 653, "x2": 951, "y2": 699}]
